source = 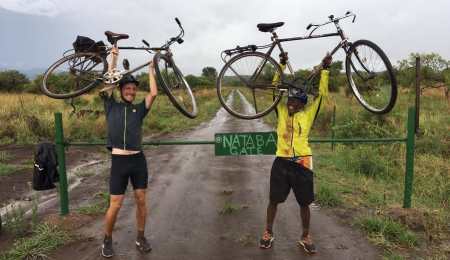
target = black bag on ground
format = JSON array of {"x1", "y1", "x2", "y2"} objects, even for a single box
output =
[
  {"x1": 73, "y1": 35, "x2": 107, "y2": 57},
  {"x1": 33, "y1": 142, "x2": 59, "y2": 191}
]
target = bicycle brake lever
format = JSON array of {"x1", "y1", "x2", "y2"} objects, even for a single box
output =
[
  {"x1": 306, "y1": 23, "x2": 312, "y2": 30},
  {"x1": 142, "y1": 39, "x2": 150, "y2": 47},
  {"x1": 352, "y1": 15, "x2": 356, "y2": 23}
]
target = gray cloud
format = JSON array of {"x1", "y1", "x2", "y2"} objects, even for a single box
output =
[
  {"x1": 0, "y1": 0, "x2": 59, "y2": 16},
  {"x1": 1, "y1": 0, "x2": 449, "y2": 76}
]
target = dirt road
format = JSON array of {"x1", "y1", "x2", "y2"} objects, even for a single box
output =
[{"x1": 51, "y1": 103, "x2": 380, "y2": 260}]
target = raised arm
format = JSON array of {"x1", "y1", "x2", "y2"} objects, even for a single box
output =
[{"x1": 145, "y1": 62, "x2": 158, "y2": 109}]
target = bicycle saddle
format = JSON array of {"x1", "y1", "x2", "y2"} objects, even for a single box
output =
[
  {"x1": 104, "y1": 31, "x2": 129, "y2": 44},
  {"x1": 257, "y1": 22, "x2": 284, "y2": 32}
]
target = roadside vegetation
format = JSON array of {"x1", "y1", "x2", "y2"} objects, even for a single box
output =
[{"x1": 311, "y1": 86, "x2": 449, "y2": 258}]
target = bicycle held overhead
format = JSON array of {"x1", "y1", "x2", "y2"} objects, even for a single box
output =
[
  {"x1": 216, "y1": 11, "x2": 397, "y2": 119},
  {"x1": 41, "y1": 18, "x2": 198, "y2": 118}
]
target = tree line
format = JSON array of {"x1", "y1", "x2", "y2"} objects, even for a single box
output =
[{"x1": 1, "y1": 52, "x2": 448, "y2": 93}]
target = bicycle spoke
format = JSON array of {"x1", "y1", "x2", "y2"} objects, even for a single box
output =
[
  {"x1": 217, "y1": 52, "x2": 282, "y2": 118},
  {"x1": 347, "y1": 41, "x2": 395, "y2": 113},
  {"x1": 156, "y1": 56, "x2": 196, "y2": 116}
]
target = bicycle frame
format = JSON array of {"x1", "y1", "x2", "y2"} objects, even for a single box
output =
[
  {"x1": 103, "y1": 17, "x2": 184, "y2": 83},
  {"x1": 224, "y1": 12, "x2": 357, "y2": 90},
  {"x1": 111, "y1": 46, "x2": 169, "y2": 75},
  {"x1": 262, "y1": 32, "x2": 349, "y2": 83}
]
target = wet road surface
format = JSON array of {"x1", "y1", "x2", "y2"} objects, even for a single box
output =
[{"x1": 51, "y1": 100, "x2": 380, "y2": 260}]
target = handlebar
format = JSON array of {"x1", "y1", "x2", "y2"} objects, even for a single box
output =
[
  {"x1": 142, "y1": 17, "x2": 185, "y2": 50},
  {"x1": 305, "y1": 11, "x2": 356, "y2": 31}
]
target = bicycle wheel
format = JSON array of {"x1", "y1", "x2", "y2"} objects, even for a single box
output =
[
  {"x1": 153, "y1": 52, "x2": 198, "y2": 118},
  {"x1": 42, "y1": 52, "x2": 107, "y2": 99},
  {"x1": 345, "y1": 39, "x2": 397, "y2": 114},
  {"x1": 216, "y1": 51, "x2": 283, "y2": 119}
]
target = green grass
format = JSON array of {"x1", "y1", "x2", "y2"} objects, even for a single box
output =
[
  {"x1": 219, "y1": 201, "x2": 241, "y2": 215},
  {"x1": 0, "y1": 223, "x2": 72, "y2": 260},
  {"x1": 315, "y1": 182, "x2": 342, "y2": 207},
  {"x1": 357, "y1": 216, "x2": 418, "y2": 248},
  {"x1": 0, "y1": 151, "x2": 11, "y2": 162},
  {"x1": 2, "y1": 203, "x2": 27, "y2": 237},
  {"x1": 77, "y1": 191, "x2": 109, "y2": 216},
  {"x1": 0, "y1": 162, "x2": 20, "y2": 176},
  {"x1": 383, "y1": 252, "x2": 406, "y2": 260}
]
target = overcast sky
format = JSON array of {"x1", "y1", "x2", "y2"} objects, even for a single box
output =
[{"x1": 1, "y1": 0, "x2": 449, "y2": 77}]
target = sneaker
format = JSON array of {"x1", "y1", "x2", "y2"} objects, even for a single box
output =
[
  {"x1": 259, "y1": 230, "x2": 274, "y2": 249},
  {"x1": 298, "y1": 238, "x2": 317, "y2": 254},
  {"x1": 101, "y1": 237, "x2": 114, "y2": 258},
  {"x1": 136, "y1": 236, "x2": 152, "y2": 253}
]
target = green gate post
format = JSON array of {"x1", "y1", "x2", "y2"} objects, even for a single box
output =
[
  {"x1": 331, "y1": 105, "x2": 336, "y2": 151},
  {"x1": 54, "y1": 112, "x2": 69, "y2": 215},
  {"x1": 403, "y1": 107, "x2": 416, "y2": 208}
]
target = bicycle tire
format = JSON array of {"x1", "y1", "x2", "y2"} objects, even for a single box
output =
[
  {"x1": 345, "y1": 39, "x2": 397, "y2": 114},
  {"x1": 153, "y1": 52, "x2": 198, "y2": 118},
  {"x1": 41, "y1": 52, "x2": 107, "y2": 99},
  {"x1": 216, "y1": 51, "x2": 283, "y2": 120}
]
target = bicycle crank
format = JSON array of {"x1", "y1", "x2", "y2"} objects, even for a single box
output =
[{"x1": 103, "y1": 68, "x2": 123, "y2": 84}]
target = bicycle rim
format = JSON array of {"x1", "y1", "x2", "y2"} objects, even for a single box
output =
[
  {"x1": 42, "y1": 52, "x2": 107, "y2": 99},
  {"x1": 154, "y1": 53, "x2": 198, "y2": 118},
  {"x1": 346, "y1": 40, "x2": 397, "y2": 114},
  {"x1": 216, "y1": 52, "x2": 283, "y2": 119}
]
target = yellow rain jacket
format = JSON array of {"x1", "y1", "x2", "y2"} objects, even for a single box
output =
[{"x1": 275, "y1": 69, "x2": 329, "y2": 158}]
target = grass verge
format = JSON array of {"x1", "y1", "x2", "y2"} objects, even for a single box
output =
[{"x1": 0, "y1": 223, "x2": 72, "y2": 260}]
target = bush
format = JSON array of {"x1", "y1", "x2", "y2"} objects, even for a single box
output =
[
  {"x1": 0, "y1": 70, "x2": 29, "y2": 92},
  {"x1": 185, "y1": 74, "x2": 213, "y2": 88}
]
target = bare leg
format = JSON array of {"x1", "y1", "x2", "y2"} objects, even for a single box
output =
[
  {"x1": 265, "y1": 201, "x2": 279, "y2": 233},
  {"x1": 104, "y1": 195, "x2": 125, "y2": 237},
  {"x1": 134, "y1": 189, "x2": 147, "y2": 237},
  {"x1": 300, "y1": 205, "x2": 313, "y2": 243}
]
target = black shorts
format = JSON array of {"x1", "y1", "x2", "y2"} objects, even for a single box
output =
[
  {"x1": 110, "y1": 152, "x2": 148, "y2": 195},
  {"x1": 269, "y1": 157, "x2": 314, "y2": 206}
]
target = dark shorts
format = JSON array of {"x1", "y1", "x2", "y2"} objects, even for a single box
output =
[
  {"x1": 110, "y1": 152, "x2": 148, "y2": 195},
  {"x1": 269, "y1": 157, "x2": 314, "y2": 206}
]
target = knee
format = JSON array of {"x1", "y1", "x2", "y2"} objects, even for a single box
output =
[
  {"x1": 135, "y1": 196, "x2": 147, "y2": 208},
  {"x1": 109, "y1": 198, "x2": 123, "y2": 211}
]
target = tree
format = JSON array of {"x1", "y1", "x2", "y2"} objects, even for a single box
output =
[
  {"x1": 328, "y1": 61, "x2": 345, "y2": 92},
  {"x1": 0, "y1": 70, "x2": 29, "y2": 92},
  {"x1": 397, "y1": 53, "x2": 450, "y2": 88},
  {"x1": 201, "y1": 66, "x2": 217, "y2": 81}
]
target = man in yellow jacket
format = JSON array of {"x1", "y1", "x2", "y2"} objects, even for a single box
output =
[{"x1": 259, "y1": 55, "x2": 332, "y2": 254}]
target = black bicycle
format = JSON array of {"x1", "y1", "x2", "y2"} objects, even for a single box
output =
[
  {"x1": 42, "y1": 18, "x2": 197, "y2": 118},
  {"x1": 216, "y1": 11, "x2": 397, "y2": 119}
]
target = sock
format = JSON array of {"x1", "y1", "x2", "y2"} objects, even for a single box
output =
[{"x1": 104, "y1": 234, "x2": 112, "y2": 242}]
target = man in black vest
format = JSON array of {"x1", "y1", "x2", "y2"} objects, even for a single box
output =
[{"x1": 99, "y1": 48, "x2": 158, "y2": 258}]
